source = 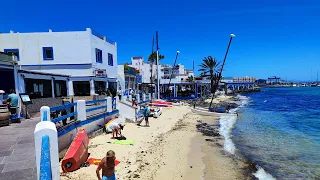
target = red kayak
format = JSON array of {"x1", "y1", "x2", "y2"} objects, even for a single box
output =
[
  {"x1": 61, "y1": 128, "x2": 90, "y2": 172},
  {"x1": 149, "y1": 102, "x2": 172, "y2": 107},
  {"x1": 152, "y1": 100, "x2": 173, "y2": 105}
]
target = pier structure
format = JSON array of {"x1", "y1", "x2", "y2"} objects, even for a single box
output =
[
  {"x1": 267, "y1": 76, "x2": 281, "y2": 85},
  {"x1": 226, "y1": 82, "x2": 255, "y2": 91}
]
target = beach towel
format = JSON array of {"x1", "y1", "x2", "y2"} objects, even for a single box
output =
[
  {"x1": 111, "y1": 140, "x2": 135, "y2": 145},
  {"x1": 87, "y1": 158, "x2": 120, "y2": 166}
]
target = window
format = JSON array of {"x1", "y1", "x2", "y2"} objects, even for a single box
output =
[
  {"x1": 42, "y1": 47, "x2": 54, "y2": 60},
  {"x1": 4, "y1": 49, "x2": 19, "y2": 61},
  {"x1": 108, "y1": 53, "x2": 113, "y2": 66},
  {"x1": 54, "y1": 80, "x2": 67, "y2": 97},
  {"x1": 96, "y1": 48, "x2": 102, "y2": 63},
  {"x1": 94, "y1": 81, "x2": 106, "y2": 95},
  {"x1": 25, "y1": 78, "x2": 52, "y2": 98},
  {"x1": 73, "y1": 81, "x2": 90, "y2": 96}
]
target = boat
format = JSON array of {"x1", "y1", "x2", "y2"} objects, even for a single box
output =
[
  {"x1": 191, "y1": 107, "x2": 237, "y2": 116},
  {"x1": 311, "y1": 82, "x2": 318, "y2": 87},
  {"x1": 150, "y1": 107, "x2": 162, "y2": 118}
]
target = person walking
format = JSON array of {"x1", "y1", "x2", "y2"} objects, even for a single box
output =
[{"x1": 144, "y1": 105, "x2": 150, "y2": 127}]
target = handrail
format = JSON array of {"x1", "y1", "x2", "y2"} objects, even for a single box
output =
[
  {"x1": 52, "y1": 112, "x2": 78, "y2": 123},
  {"x1": 40, "y1": 135, "x2": 52, "y2": 180},
  {"x1": 86, "y1": 99, "x2": 106, "y2": 104},
  {"x1": 50, "y1": 103, "x2": 76, "y2": 112},
  {"x1": 86, "y1": 105, "x2": 107, "y2": 113}
]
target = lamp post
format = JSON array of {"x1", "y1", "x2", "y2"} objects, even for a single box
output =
[{"x1": 209, "y1": 33, "x2": 236, "y2": 108}]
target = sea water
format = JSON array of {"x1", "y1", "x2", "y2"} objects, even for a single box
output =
[{"x1": 230, "y1": 88, "x2": 320, "y2": 179}]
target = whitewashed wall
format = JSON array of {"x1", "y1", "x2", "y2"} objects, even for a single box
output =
[
  {"x1": 0, "y1": 29, "x2": 118, "y2": 78},
  {"x1": 0, "y1": 31, "x2": 91, "y2": 65},
  {"x1": 90, "y1": 34, "x2": 117, "y2": 78}
]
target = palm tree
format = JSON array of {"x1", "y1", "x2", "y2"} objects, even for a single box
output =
[
  {"x1": 198, "y1": 56, "x2": 220, "y2": 107},
  {"x1": 148, "y1": 52, "x2": 164, "y2": 83},
  {"x1": 186, "y1": 75, "x2": 194, "y2": 82}
]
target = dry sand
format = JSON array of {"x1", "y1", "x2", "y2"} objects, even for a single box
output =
[{"x1": 60, "y1": 103, "x2": 248, "y2": 180}]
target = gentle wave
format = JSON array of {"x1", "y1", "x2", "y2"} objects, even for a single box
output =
[
  {"x1": 219, "y1": 95, "x2": 276, "y2": 180},
  {"x1": 253, "y1": 166, "x2": 276, "y2": 180}
]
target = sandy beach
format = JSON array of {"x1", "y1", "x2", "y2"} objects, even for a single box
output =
[{"x1": 61, "y1": 97, "x2": 249, "y2": 180}]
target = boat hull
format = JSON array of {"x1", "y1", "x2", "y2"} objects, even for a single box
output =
[{"x1": 191, "y1": 108, "x2": 236, "y2": 116}]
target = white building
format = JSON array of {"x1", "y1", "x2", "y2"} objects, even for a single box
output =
[
  {"x1": 0, "y1": 28, "x2": 118, "y2": 97},
  {"x1": 128, "y1": 57, "x2": 194, "y2": 84}
]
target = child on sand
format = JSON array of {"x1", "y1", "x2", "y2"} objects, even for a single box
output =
[{"x1": 96, "y1": 150, "x2": 117, "y2": 180}]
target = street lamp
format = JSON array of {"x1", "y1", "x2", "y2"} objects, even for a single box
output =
[{"x1": 209, "y1": 33, "x2": 236, "y2": 108}]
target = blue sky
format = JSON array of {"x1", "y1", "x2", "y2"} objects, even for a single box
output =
[{"x1": 1, "y1": 0, "x2": 320, "y2": 81}]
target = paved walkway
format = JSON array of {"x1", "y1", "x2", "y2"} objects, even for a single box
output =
[{"x1": 0, "y1": 118, "x2": 40, "y2": 180}]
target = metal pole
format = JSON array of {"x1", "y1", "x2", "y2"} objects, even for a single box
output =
[
  {"x1": 156, "y1": 50, "x2": 160, "y2": 99},
  {"x1": 168, "y1": 51, "x2": 180, "y2": 88},
  {"x1": 209, "y1": 34, "x2": 235, "y2": 108},
  {"x1": 156, "y1": 31, "x2": 160, "y2": 99}
]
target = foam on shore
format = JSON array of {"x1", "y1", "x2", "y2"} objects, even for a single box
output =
[
  {"x1": 253, "y1": 166, "x2": 276, "y2": 180},
  {"x1": 219, "y1": 95, "x2": 276, "y2": 180}
]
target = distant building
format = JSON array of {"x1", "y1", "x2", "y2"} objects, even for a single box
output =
[
  {"x1": 127, "y1": 57, "x2": 194, "y2": 85},
  {"x1": 233, "y1": 76, "x2": 257, "y2": 83},
  {"x1": 267, "y1": 76, "x2": 281, "y2": 85},
  {"x1": 256, "y1": 79, "x2": 267, "y2": 86}
]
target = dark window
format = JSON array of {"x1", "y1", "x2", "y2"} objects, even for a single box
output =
[
  {"x1": 42, "y1": 47, "x2": 54, "y2": 60},
  {"x1": 108, "y1": 53, "x2": 113, "y2": 66},
  {"x1": 73, "y1": 81, "x2": 90, "y2": 96},
  {"x1": 94, "y1": 81, "x2": 106, "y2": 95},
  {"x1": 54, "y1": 80, "x2": 67, "y2": 97},
  {"x1": 4, "y1": 49, "x2": 19, "y2": 61},
  {"x1": 25, "y1": 78, "x2": 52, "y2": 99},
  {"x1": 96, "y1": 48, "x2": 102, "y2": 63}
]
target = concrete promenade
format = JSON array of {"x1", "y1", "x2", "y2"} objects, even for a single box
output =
[{"x1": 0, "y1": 118, "x2": 39, "y2": 180}]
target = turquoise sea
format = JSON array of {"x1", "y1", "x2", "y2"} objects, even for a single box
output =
[{"x1": 232, "y1": 88, "x2": 320, "y2": 179}]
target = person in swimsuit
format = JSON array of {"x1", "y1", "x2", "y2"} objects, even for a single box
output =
[{"x1": 96, "y1": 150, "x2": 117, "y2": 180}]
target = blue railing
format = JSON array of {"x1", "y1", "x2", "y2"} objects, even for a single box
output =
[
  {"x1": 86, "y1": 99, "x2": 107, "y2": 113},
  {"x1": 86, "y1": 99, "x2": 106, "y2": 105},
  {"x1": 50, "y1": 103, "x2": 76, "y2": 112},
  {"x1": 51, "y1": 112, "x2": 77, "y2": 123},
  {"x1": 50, "y1": 103, "x2": 77, "y2": 123},
  {"x1": 40, "y1": 135, "x2": 52, "y2": 180},
  {"x1": 86, "y1": 105, "x2": 107, "y2": 113}
]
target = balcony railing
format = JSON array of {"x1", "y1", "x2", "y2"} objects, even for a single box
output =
[{"x1": 91, "y1": 29, "x2": 116, "y2": 45}]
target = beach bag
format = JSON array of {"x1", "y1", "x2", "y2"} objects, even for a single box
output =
[{"x1": 117, "y1": 136, "x2": 127, "y2": 140}]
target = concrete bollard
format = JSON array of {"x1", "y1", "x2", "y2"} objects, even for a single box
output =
[
  {"x1": 40, "y1": 106, "x2": 50, "y2": 121},
  {"x1": 107, "y1": 96, "x2": 112, "y2": 113},
  {"x1": 136, "y1": 94, "x2": 140, "y2": 103},
  {"x1": 76, "y1": 100, "x2": 86, "y2": 121},
  {"x1": 142, "y1": 93, "x2": 146, "y2": 102},
  {"x1": 35, "y1": 106, "x2": 60, "y2": 180}
]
